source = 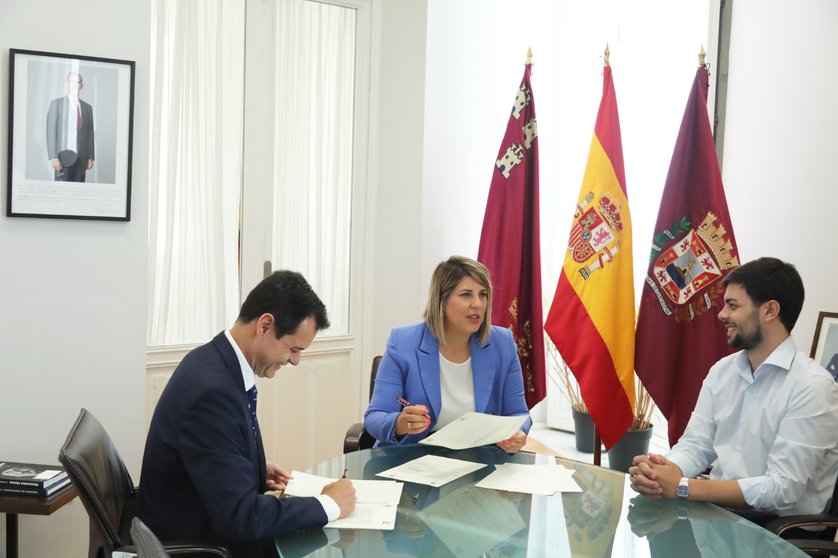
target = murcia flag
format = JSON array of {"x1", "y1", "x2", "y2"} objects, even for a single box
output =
[
  {"x1": 544, "y1": 63, "x2": 635, "y2": 448},
  {"x1": 477, "y1": 54, "x2": 545, "y2": 408},
  {"x1": 635, "y1": 64, "x2": 739, "y2": 447}
]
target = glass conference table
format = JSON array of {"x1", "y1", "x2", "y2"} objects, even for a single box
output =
[{"x1": 275, "y1": 444, "x2": 806, "y2": 557}]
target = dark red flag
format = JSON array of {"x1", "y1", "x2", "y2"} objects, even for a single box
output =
[
  {"x1": 635, "y1": 65, "x2": 740, "y2": 446},
  {"x1": 478, "y1": 60, "x2": 545, "y2": 408}
]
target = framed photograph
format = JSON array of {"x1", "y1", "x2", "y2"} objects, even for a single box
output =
[
  {"x1": 6, "y1": 49, "x2": 135, "y2": 220},
  {"x1": 810, "y1": 311, "x2": 838, "y2": 381}
]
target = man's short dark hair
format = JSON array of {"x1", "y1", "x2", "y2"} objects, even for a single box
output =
[
  {"x1": 723, "y1": 257, "x2": 804, "y2": 332},
  {"x1": 237, "y1": 270, "x2": 329, "y2": 337}
]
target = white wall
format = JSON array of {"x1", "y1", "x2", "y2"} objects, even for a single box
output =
[
  {"x1": 365, "y1": 0, "x2": 429, "y2": 365},
  {"x1": 0, "y1": 0, "x2": 149, "y2": 556},
  {"x1": 722, "y1": 0, "x2": 838, "y2": 351}
]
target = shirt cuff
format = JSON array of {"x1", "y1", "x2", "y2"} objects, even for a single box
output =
[
  {"x1": 316, "y1": 494, "x2": 341, "y2": 522},
  {"x1": 736, "y1": 477, "x2": 760, "y2": 508}
]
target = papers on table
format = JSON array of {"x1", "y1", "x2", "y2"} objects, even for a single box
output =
[
  {"x1": 284, "y1": 471, "x2": 403, "y2": 530},
  {"x1": 418, "y1": 411, "x2": 528, "y2": 450},
  {"x1": 475, "y1": 463, "x2": 581, "y2": 495},
  {"x1": 375, "y1": 454, "x2": 486, "y2": 487}
]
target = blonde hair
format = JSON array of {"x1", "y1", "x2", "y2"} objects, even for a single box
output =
[{"x1": 422, "y1": 256, "x2": 493, "y2": 346}]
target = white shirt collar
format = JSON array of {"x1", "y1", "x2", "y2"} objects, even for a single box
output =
[{"x1": 224, "y1": 329, "x2": 256, "y2": 391}]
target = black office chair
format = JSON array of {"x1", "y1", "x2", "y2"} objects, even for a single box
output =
[
  {"x1": 59, "y1": 408, "x2": 232, "y2": 558},
  {"x1": 764, "y1": 473, "x2": 838, "y2": 557},
  {"x1": 343, "y1": 356, "x2": 382, "y2": 453}
]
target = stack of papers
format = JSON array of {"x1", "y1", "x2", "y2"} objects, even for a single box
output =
[
  {"x1": 376, "y1": 455, "x2": 486, "y2": 487},
  {"x1": 475, "y1": 463, "x2": 581, "y2": 495},
  {"x1": 418, "y1": 412, "x2": 527, "y2": 450},
  {"x1": 283, "y1": 471, "x2": 403, "y2": 530}
]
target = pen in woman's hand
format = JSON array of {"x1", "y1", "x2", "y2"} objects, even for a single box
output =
[
  {"x1": 396, "y1": 396, "x2": 430, "y2": 418},
  {"x1": 342, "y1": 468, "x2": 348, "y2": 479}
]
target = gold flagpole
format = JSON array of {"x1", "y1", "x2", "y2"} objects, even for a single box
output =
[
  {"x1": 526, "y1": 46, "x2": 533, "y2": 65},
  {"x1": 698, "y1": 44, "x2": 707, "y2": 67},
  {"x1": 604, "y1": 43, "x2": 610, "y2": 66}
]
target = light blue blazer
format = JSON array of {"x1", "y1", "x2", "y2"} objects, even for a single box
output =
[{"x1": 364, "y1": 322, "x2": 532, "y2": 446}]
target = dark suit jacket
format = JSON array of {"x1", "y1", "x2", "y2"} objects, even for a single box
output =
[
  {"x1": 363, "y1": 323, "x2": 532, "y2": 446},
  {"x1": 46, "y1": 96, "x2": 95, "y2": 163},
  {"x1": 137, "y1": 333, "x2": 326, "y2": 556}
]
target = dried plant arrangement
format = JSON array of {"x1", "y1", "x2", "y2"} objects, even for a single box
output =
[{"x1": 545, "y1": 336, "x2": 587, "y2": 413}]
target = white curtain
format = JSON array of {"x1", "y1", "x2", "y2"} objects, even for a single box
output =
[
  {"x1": 147, "y1": 0, "x2": 244, "y2": 346},
  {"x1": 270, "y1": 0, "x2": 355, "y2": 335}
]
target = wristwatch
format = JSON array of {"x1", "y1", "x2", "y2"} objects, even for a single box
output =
[{"x1": 677, "y1": 477, "x2": 690, "y2": 499}]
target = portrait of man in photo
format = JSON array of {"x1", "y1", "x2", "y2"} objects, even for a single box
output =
[{"x1": 46, "y1": 72, "x2": 95, "y2": 182}]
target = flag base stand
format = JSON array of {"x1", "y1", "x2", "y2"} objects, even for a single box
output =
[{"x1": 606, "y1": 426, "x2": 653, "y2": 473}]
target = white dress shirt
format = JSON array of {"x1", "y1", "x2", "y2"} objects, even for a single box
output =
[
  {"x1": 667, "y1": 336, "x2": 838, "y2": 515},
  {"x1": 224, "y1": 330, "x2": 340, "y2": 521}
]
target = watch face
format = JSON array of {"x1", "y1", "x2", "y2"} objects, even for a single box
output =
[{"x1": 677, "y1": 482, "x2": 689, "y2": 498}]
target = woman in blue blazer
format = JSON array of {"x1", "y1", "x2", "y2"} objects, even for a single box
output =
[{"x1": 364, "y1": 256, "x2": 532, "y2": 452}]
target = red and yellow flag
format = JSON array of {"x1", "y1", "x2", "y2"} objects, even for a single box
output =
[{"x1": 544, "y1": 64, "x2": 635, "y2": 448}]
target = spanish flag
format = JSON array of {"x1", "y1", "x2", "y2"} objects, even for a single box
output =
[{"x1": 544, "y1": 62, "x2": 634, "y2": 448}]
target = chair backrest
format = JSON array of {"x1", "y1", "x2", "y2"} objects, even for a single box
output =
[
  {"x1": 830, "y1": 470, "x2": 838, "y2": 516},
  {"x1": 130, "y1": 517, "x2": 171, "y2": 558},
  {"x1": 368, "y1": 355, "x2": 382, "y2": 400},
  {"x1": 59, "y1": 408, "x2": 136, "y2": 557}
]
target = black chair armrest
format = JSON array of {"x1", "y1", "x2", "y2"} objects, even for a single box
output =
[
  {"x1": 165, "y1": 544, "x2": 233, "y2": 556},
  {"x1": 343, "y1": 422, "x2": 376, "y2": 454},
  {"x1": 786, "y1": 539, "x2": 838, "y2": 557},
  {"x1": 765, "y1": 514, "x2": 838, "y2": 536},
  {"x1": 117, "y1": 543, "x2": 232, "y2": 557},
  {"x1": 344, "y1": 422, "x2": 365, "y2": 453}
]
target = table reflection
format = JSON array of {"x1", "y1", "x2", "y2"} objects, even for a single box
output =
[{"x1": 275, "y1": 445, "x2": 807, "y2": 558}]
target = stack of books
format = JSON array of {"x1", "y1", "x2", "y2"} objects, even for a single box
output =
[{"x1": 0, "y1": 461, "x2": 72, "y2": 497}]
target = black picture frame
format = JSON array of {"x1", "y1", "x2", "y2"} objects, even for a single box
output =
[
  {"x1": 6, "y1": 49, "x2": 135, "y2": 221},
  {"x1": 811, "y1": 311, "x2": 838, "y2": 381}
]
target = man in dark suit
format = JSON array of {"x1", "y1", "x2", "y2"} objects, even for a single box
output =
[
  {"x1": 46, "y1": 72, "x2": 95, "y2": 182},
  {"x1": 137, "y1": 271, "x2": 356, "y2": 557}
]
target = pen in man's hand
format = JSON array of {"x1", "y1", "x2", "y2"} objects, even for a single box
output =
[
  {"x1": 396, "y1": 396, "x2": 430, "y2": 418},
  {"x1": 342, "y1": 468, "x2": 348, "y2": 479}
]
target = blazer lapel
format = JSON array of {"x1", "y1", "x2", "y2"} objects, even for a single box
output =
[
  {"x1": 471, "y1": 334, "x2": 493, "y2": 413},
  {"x1": 417, "y1": 326, "x2": 442, "y2": 422},
  {"x1": 213, "y1": 333, "x2": 265, "y2": 488}
]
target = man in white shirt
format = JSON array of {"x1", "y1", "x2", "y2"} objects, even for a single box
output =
[
  {"x1": 46, "y1": 72, "x2": 95, "y2": 182},
  {"x1": 629, "y1": 257, "x2": 838, "y2": 517}
]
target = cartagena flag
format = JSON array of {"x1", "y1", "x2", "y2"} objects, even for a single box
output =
[
  {"x1": 544, "y1": 63, "x2": 635, "y2": 448},
  {"x1": 477, "y1": 54, "x2": 545, "y2": 408},
  {"x1": 635, "y1": 64, "x2": 739, "y2": 447}
]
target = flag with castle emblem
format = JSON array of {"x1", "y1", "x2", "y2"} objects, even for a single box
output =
[
  {"x1": 477, "y1": 53, "x2": 545, "y2": 408},
  {"x1": 635, "y1": 63, "x2": 739, "y2": 447},
  {"x1": 544, "y1": 63, "x2": 635, "y2": 449}
]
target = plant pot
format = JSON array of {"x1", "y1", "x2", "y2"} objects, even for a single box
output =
[
  {"x1": 572, "y1": 409, "x2": 596, "y2": 453},
  {"x1": 606, "y1": 425, "x2": 653, "y2": 473}
]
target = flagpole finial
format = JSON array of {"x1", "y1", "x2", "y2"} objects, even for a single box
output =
[
  {"x1": 604, "y1": 44, "x2": 610, "y2": 66},
  {"x1": 526, "y1": 47, "x2": 533, "y2": 65},
  {"x1": 698, "y1": 45, "x2": 706, "y2": 67}
]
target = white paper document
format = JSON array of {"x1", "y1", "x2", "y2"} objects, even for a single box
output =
[
  {"x1": 284, "y1": 471, "x2": 403, "y2": 530},
  {"x1": 417, "y1": 411, "x2": 528, "y2": 450},
  {"x1": 375, "y1": 454, "x2": 486, "y2": 487},
  {"x1": 474, "y1": 463, "x2": 582, "y2": 495}
]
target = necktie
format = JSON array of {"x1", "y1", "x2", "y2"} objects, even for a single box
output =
[
  {"x1": 246, "y1": 386, "x2": 260, "y2": 446},
  {"x1": 76, "y1": 105, "x2": 81, "y2": 130}
]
